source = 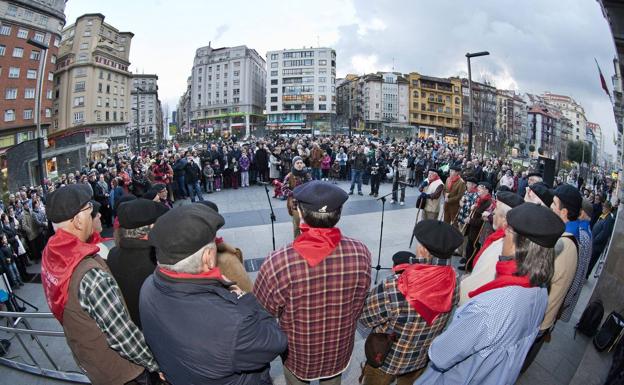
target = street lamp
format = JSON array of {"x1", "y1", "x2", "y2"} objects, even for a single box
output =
[
  {"x1": 466, "y1": 51, "x2": 490, "y2": 159},
  {"x1": 134, "y1": 86, "x2": 144, "y2": 154},
  {"x1": 27, "y1": 38, "x2": 48, "y2": 190}
]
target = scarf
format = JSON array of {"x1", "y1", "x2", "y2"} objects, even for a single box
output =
[
  {"x1": 468, "y1": 259, "x2": 531, "y2": 298},
  {"x1": 446, "y1": 174, "x2": 461, "y2": 190},
  {"x1": 158, "y1": 266, "x2": 224, "y2": 281},
  {"x1": 395, "y1": 263, "x2": 456, "y2": 325},
  {"x1": 428, "y1": 173, "x2": 440, "y2": 183},
  {"x1": 292, "y1": 167, "x2": 307, "y2": 178},
  {"x1": 475, "y1": 193, "x2": 492, "y2": 209},
  {"x1": 565, "y1": 220, "x2": 581, "y2": 241},
  {"x1": 293, "y1": 223, "x2": 342, "y2": 267},
  {"x1": 41, "y1": 229, "x2": 100, "y2": 323},
  {"x1": 471, "y1": 227, "x2": 505, "y2": 268}
]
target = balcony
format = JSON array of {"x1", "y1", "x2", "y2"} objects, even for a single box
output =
[{"x1": 428, "y1": 97, "x2": 445, "y2": 104}]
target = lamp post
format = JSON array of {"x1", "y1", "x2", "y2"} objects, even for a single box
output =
[
  {"x1": 134, "y1": 86, "x2": 144, "y2": 154},
  {"x1": 466, "y1": 51, "x2": 490, "y2": 159},
  {"x1": 27, "y1": 38, "x2": 48, "y2": 189}
]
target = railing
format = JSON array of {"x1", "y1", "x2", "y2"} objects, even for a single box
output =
[{"x1": 0, "y1": 310, "x2": 89, "y2": 383}]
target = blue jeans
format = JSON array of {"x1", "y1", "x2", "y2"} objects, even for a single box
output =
[
  {"x1": 311, "y1": 167, "x2": 321, "y2": 180},
  {"x1": 8, "y1": 262, "x2": 22, "y2": 285},
  {"x1": 177, "y1": 175, "x2": 188, "y2": 198},
  {"x1": 187, "y1": 181, "x2": 204, "y2": 202},
  {"x1": 350, "y1": 169, "x2": 362, "y2": 192}
]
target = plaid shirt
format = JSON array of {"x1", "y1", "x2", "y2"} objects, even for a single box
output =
[
  {"x1": 79, "y1": 268, "x2": 158, "y2": 372},
  {"x1": 360, "y1": 257, "x2": 459, "y2": 375},
  {"x1": 254, "y1": 236, "x2": 371, "y2": 380}
]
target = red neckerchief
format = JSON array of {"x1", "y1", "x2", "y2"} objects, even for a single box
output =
[
  {"x1": 215, "y1": 236, "x2": 224, "y2": 245},
  {"x1": 468, "y1": 259, "x2": 531, "y2": 298},
  {"x1": 446, "y1": 174, "x2": 461, "y2": 190},
  {"x1": 396, "y1": 263, "x2": 456, "y2": 325},
  {"x1": 41, "y1": 229, "x2": 100, "y2": 323},
  {"x1": 158, "y1": 266, "x2": 224, "y2": 281},
  {"x1": 471, "y1": 227, "x2": 505, "y2": 268},
  {"x1": 468, "y1": 186, "x2": 478, "y2": 193},
  {"x1": 293, "y1": 223, "x2": 342, "y2": 267},
  {"x1": 428, "y1": 173, "x2": 440, "y2": 183},
  {"x1": 88, "y1": 231, "x2": 113, "y2": 244},
  {"x1": 113, "y1": 216, "x2": 120, "y2": 230},
  {"x1": 475, "y1": 193, "x2": 492, "y2": 209}
]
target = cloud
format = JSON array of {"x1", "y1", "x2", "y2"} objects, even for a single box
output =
[{"x1": 214, "y1": 24, "x2": 229, "y2": 42}]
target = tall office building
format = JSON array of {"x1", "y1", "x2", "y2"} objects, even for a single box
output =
[
  {"x1": 189, "y1": 44, "x2": 266, "y2": 138},
  {"x1": 266, "y1": 47, "x2": 336, "y2": 134}
]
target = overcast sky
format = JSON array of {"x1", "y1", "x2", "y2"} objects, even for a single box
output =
[{"x1": 65, "y1": 0, "x2": 619, "y2": 155}]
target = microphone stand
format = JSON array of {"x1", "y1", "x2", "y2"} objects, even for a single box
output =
[
  {"x1": 261, "y1": 182, "x2": 277, "y2": 251},
  {"x1": 372, "y1": 183, "x2": 407, "y2": 285}
]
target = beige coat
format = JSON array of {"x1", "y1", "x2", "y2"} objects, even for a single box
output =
[{"x1": 459, "y1": 238, "x2": 503, "y2": 306}]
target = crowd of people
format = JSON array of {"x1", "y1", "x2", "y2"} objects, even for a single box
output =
[{"x1": 0, "y1": 134, "x2": 620, "y2": 385}]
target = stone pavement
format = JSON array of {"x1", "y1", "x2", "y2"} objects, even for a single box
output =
[{"x1": 0, "y1": 179, "x2": 610, "y2": 384}]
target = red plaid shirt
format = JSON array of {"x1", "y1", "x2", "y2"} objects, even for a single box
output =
[{"x1": 254, "y1": 236, "x2": 371, "y2": 380}]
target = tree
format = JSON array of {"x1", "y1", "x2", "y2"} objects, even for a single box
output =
[{"x1": 566, "y1": 141, "x2": 592, "y2": 164}]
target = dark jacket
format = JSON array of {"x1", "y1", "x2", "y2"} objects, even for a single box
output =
[
  {"x1": 592, "y1": 212, "x2": 615, "y2": 256},
  {"x1": 255, "y1": 148, "x2": 269, "y2": 170},
  {"x1": 184, "y1": 161, "x2": 201, "y2": 184},
  {"x1": 352, "y1": 152, "x2": 368, "y2": 170},
  {"x1": 106, "y1": 238, "x2": 156, "y2": 329},
  {"x1": 140, "y1": 271, "x2": 287, "y2": 385}
]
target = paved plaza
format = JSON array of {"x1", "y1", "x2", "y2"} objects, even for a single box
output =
[{"x1": 0, "y1": 180, "x2": 613, "y2": 385}]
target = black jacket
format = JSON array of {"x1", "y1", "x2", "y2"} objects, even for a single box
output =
[
  {"x1": 184, "y1": 161, "x2": 202, "y2": 183},
  {"x1": 106, "y1": 238, "x2": 156, "y2": 328}
]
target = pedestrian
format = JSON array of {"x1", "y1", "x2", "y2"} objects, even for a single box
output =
[
  {"x1": 203, "y1": 161, "x2": 214, "y2": 193},
  {"x1": 443, "y1": 165, "x2": 466, "y2": 224},
  {"x1": 213, "y1": 159, "x2": 222, "y2": 192},
  {"x1": 282, "y1": 156, "x2": 312, "y2": 238},
  {"x1": 349, "y1": 146, "x2": 368, "y2": 196},
  {"x1": 254, "y1": 181, "x2": 372, "y2": 385},
  {"x1": 185, "y1": 157, "x2": 204, "y2": 202},
  {"x1": 419, "y1": 169, "x2": 444, "y2": 220},
  {"x1": 586, "y1": 201, "x2": 615, "y2": 279},
  {"x1": 368, "y1": 150, "x2": 385, "y2": 197},
  {"x1": 330, "y1": 160, "x2": 340, "y2": 184},
  {"x1": 140, "y1": 204, "x2": 287, "y2": 384},
  {"x1": 239, "y1": 152, "x2": 250, "y2": 187}
]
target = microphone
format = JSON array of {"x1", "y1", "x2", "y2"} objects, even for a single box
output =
[
  {"x1": 398, "y1": 181, "x2": 413, "y2": 187},
  {"x1": 257, "y1": 181, "x2": 271, "y2": 185}
]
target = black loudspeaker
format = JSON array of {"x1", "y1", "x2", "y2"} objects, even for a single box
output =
[{"x1": 538, "y1": 156, "x2": 556, "y2": 187}]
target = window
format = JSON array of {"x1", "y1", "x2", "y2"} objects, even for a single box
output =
[
  {"x1": 48, "y1": 72, "x2": 53, "y2": 81},
  {"x1": 38, "y1": 15, "x2": 48, "y2": 26},
  {"x1": 0, "y1": 45, "x2": 4, "y2": 56},
  {"x1": 271, "y1": 62, "x2": 278, "y2": 68},
  {"x1": 75, "y1": 67, "x2": 86, "y2": 77},
  {"x1": 270, "y1": 53, "x2": 278, "y2": 60},
  {"x1": 105, "y1": 97, "x2": 110, "y2": 107},
  {"x1": 319, "y1": 104, "x2": 327, "y2": 110},
  {"x1": 113, "y1": 86, "x2": 117, "y2": 94},
  {"x1": 120, "y1": 87, "x2": 124, "y2": 96},
  {"x1": 318, "y1": 86, "x2": 326, "y2": 92},
  {"x1": 271, "y1": 70, "x2": 278, "y2": 76},
  {"x1": 75, "y1": 81, "x2": 86, "y2": 92},
  {"x1": 107, "y1": 72, "x2": 111, "y2": 81},
  {"x1": 99, "y1": 70, "x2": 104, "y2": 79},
  {"x1": 53, "y1": 38, "x2": 60, "y2": 47},
  {"x1": 98, "y1": 83, "x2": 102, "y2": 92},
  {"x1": 97, "y1": 96, "x2": 102, "y2": 106},
  {"x1": 12, "y1": 47, "x2": 23, "y2": 57},
  {"x1": 106, "y1": 85, "x2": 110, "y2": 93},
  {"x1": 4, "y1": 109, "x2": 15, "y2": 122},
  {"x1": 73, "y1": 112, "x2": 84, "y2": 123},
  {"x1": 8, "y1": 67, "x2": 20, "y2": 78},
  {"x1": 46, "y1": 89, "x2": 52, "y2": 99},
  {"x1": 233, "y1": 70, "x2": 239, "y2": 77},
  {"x1": 319, "y1": 95, "x2": 327, "y2": 101},
  {"x1": 270, "y1": 105, "x2": 277, "y2": 111},
  {"x1": 83, "y1": 30, "x2": 91, "y2": 37},
  {"x1": 33, "y1": 32, "x2": 44, "y2": 43},
  {"x1": 17, "y1": 29, "x2": 28, "y2": 39},
  {"x1": 23, "y1": 109, "x2": 33, "y2": 119},
  {"x1": 73, "y1": 96, "x2": 84, "y2": 107},
  {"x1": 51, "y1": 54, "x2": 56, "y2": 64},
  {"x1": 27, "y1": 69, "x2": 37, "y2": 79},
  {"x1": 0, "y1": 26, "x2": 11, "y2": 36},
  {"x1": 113, "y1": 99, "x2": 117, "y2": 108},
  {"x1": 7, "y1": 4, "x2": 17, "y2": 16},
  {"x1": 45, "y1": 108, "x2": 51, "y2": 118},
  {"x1": 271, "y1": 79, "x2": 278, "y2": 85},
  {"x1": 318, "y1": 77, "x2": 326, "y2": 83},
  {"x1": 5, "y1": 88, "x2": 17, "y2": 99},
  {"x1": 271, "y1": 97, "x2": 278, "y2": 102},
  {"x1": 319, "y1": 60, "x2": 327, "y2": 65},
  {"x1": 30, "y1": 50, "x2": 40, "y2": 60},
  {"x1": 24, "y1": 88, "x2": 35, "y2": 99},
  {"x1": 319, "y1": 68, "x2": 327, "y2": 74},
  {"x1": 233, "y1": 79, "x2": 239, "y2": 86},
  {"x1": 271, "y1": 88, "x2": 278, "y2": 94}
]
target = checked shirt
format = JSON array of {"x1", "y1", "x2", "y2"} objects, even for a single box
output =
[
  {"x1": 254, "y1": 236, "x2": 371, "y2": 381},
  {"x1": 360, "y1": 257, "x2": 459, "y2": 376},
  {"x1": 79, "y1": 268, "x2": 158, "y2": 372}
]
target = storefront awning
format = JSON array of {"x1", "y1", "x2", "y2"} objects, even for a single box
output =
[{"x1": 91, "y1": 142, "x2": 109, "y2": 152}]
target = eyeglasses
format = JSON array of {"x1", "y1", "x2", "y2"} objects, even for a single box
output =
[{"x1": 71, "y1": 202, "x2": 93, "y2": 221}]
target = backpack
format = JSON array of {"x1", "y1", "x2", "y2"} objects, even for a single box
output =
[
  {"x1": 575, "y1": 299, "x2": 604, "y2": 337},
  {"x1": 594, "y1": 311, "x2": 624, "y2": 352}
]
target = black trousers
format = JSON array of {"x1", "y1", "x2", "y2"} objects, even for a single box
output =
[{"x1": 370, "y1": 174, "x2": 381, "y2": 195}]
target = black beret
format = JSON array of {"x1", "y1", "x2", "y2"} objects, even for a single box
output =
[
  {"x1": 507, "y1": 203, "x2": 565, "y2": 248},
  {"x1": 427, "y1": 168, "x2": 440, "y2": 174},
  {"x1": 465, "y1": 176, "x2": 478, "y2": 184},
  {"x1": 496, "y1": 191, "x2": 524, "y2": 208},
  {"x1": 47, "y1": 184, "x2": 93, "y2": 223},
  {"x1": 450, "y1": 165, "x2": 462, "y2": 172},
  {"x1": 118, "y1": 198, "x2": 169, "y2": 229},
  {"x1": 497, "y1": 185, "x2": 512, "y2": 193},
  {"x1": 196, "y1": 200, "x2": 219, "y2": 213},
  {"x1": 413, "y1": 219, "x2": 463, "y2": 259},
  {"x1": 114, "y1": 194, "x2": 136, "y2": 211},
  {"x1": 478, "y1": 181, "x2": 492, "y2": 192},
  {"x1": 142, "y1": 189, "x2": 158, "y2": 200},
  {"x1": 293, "y1": 180, "x2": 348, "y2": 213},
  {"x1": 152, "y1": 183, "x2": 167, "y2": 192},
  {"x1": 90, "y1": 200, "x2": 101, "y2": 218},
  {"x1": 528, "y1": 182, "x2": 554, "y2": 207},
  {"x1": 527, "y1": 171, "x2": 543, "y2": 179},
  {"x1": 553, "y1": 184, "x2": 582, "y2": 213},
  {"x1": 392, "y1": 251, "x2": 416, "y2": 267},
  {"x1": 149, "y1": 204, "x2": 225, "y2": 265}
]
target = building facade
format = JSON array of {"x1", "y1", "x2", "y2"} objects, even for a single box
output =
[
  {"x1": 541, "y1": 92, "x2": 587, "y2": 142},
  {"x1": 527, "y1": 105, "x2": 560, "y2": 158},
  {"x1": 53, "y1": 13, "x2": 133, "y2": 156},
  {"x1": 130, "y1": 74, "x2": 162, "y2": 150},
  {"x1": 462, "y1": 78, "x2": 497, "y2": 153},
  {"x1": 0, "y1": 0, "x2": 65, "y2": 150},
  {"x1": 189, "y1": 44, "x2": 266, "y2": 138},
  {"x1": 407, "y1": 73, "x2": 462, "y2": 142},
  {"x1": 266, "y1": 47, "x2": 336, "y2": 134},
  {"x1": 496, "y1": 89, "x2": 528, "y2": 155}
]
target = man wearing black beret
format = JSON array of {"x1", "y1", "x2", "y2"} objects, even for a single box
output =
[
  {"x1": 416, "y1": 203, "x2": 562, "y2": 385},
  {"x1": 419, "y1": 169, "x2": 445, "y2": 220},
  {"x1": 41, "y1": 185, "x2": 160, "y2": 384},
  {"x1": 525, "y1": 181, "x2": 553, "y2": 207},
  {"x1": 360, "y1": 220, "x2": 462, "y2": 384},
  {"x1": 254, "y1": 181, "x2": 372, "y2": 385},
  {"x1": 461, "y1": 181, "x2": 494, "y2": 271},
  {"x1": 106, "y1": 199, "x2": 169, "y2": 328},
  {"x1": 459, "y1": 191, "x2": 524, "y2": 305},
  {"x1": 443, "y1": 165, "x2": 466, "y2": 225},
  {"x1": 140, "y1": 204, "x2": 287, "y2": 385}
]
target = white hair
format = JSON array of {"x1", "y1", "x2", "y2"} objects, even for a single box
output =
[{"x1": 159, "y1": 241, "x2": 216, "y2": 274}]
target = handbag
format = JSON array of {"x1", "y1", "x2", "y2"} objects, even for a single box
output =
[
  {"x1": 364, "y1": 332, "x2": 397, "y2": 368},
  {"x1": 594, "y1": 310, "x2": 624, "y2": 352}
]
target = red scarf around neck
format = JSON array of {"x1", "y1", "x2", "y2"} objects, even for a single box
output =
[
  {"x1": 159, "y1": 266, "x2": 224, "y2": 281},
  {"x1": 468, "y1": 259, "x2": 531, "y2": 298},
  {"x1": 396, "y1": 263, "x2": 456, "y2": 325},
  {"x1": 471, "y1": 227, "x2": 506, "y2": 268},
  {"x1": 446, "y1": 174, "x2": 461, "y2": 190},
  {"x1": 428, "y1": 173, "x2": 441, "y2": 183},
  {"x1": 293, "y1": 223, "x2": 342, "y2": 267},
  {"x1": 41, "y1": 229, "x2": 100, "y2": 323},
  {"x1": 475, "y1": 193, "x2": 492, "y2": 209}
]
